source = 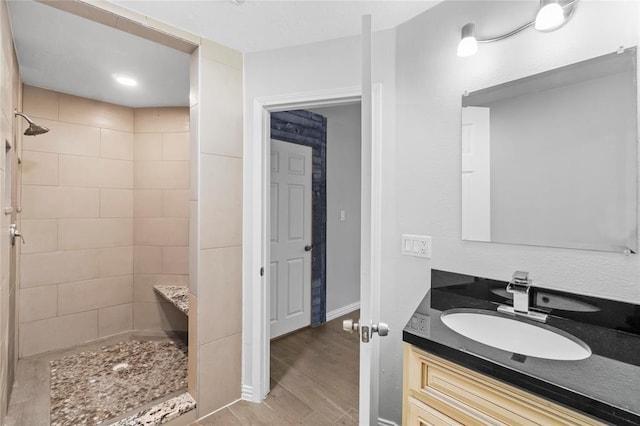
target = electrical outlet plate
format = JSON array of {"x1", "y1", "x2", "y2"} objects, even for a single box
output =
[
  {"x1": 409, "y1": 313, "x2": 430, "y2": 336},
  {"x1": 401, "y1": 234, "x2": 432, "y2": 258}
]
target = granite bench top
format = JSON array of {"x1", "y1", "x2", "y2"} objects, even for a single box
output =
[{"x1": 153, "y1": 285, "x2": 189, "y2": 316}]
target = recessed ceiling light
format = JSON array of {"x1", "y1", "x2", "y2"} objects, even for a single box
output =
[{"x1": 113, "y1": 74, "x2": 138, "y2": 87}]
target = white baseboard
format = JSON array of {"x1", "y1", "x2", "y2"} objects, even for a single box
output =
[
  {"x1": 241, "y1": 384, "x2": 254, "y2": 401},
  {"x1": 378, "y1": 418, "x2": 399, "y2": 426},
  {"x1": 326, "y1": 301, "x2": 361, "y2": 321}
]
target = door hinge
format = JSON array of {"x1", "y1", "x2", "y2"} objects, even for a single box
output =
[{"x1": 260, "y1": 267, "x2": 264, "y2": 277}]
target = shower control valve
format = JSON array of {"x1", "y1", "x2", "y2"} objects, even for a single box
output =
[{"x1": 10, "y1": 224, "x2": 24, "y2": 246}]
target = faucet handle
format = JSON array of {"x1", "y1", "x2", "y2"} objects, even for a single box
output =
[
  {"x1": 512, "y1": 270, "x2": 529, "y2": 282},
  {"x1": 507, "y1": 270, "x2": 531, "y2": 294},
  {"x1": 507, "y1": 281, "x2": 530, "y2": 294}
]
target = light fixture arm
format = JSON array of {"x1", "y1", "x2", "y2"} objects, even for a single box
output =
[
  {"x1": 474, "y1": 0, "x2": 578, "y2": 45},
  {"x1": 476, "y1": 21, "x2": 534, "y2": 44}
]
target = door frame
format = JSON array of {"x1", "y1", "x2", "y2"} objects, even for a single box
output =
[{"x1": 245, "y1": 84, "x2": 383, "y2": 407}]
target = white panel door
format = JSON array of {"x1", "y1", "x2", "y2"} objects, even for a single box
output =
[
  {"x1": 270, "y1": 139, "x2": 313, "y2": 339},
  {"x1": 461, "y1": 106, "x2": 491, "y2": 241},
  {"x1": 358, "y1": 14, "x2": 381, "y2": 426}
]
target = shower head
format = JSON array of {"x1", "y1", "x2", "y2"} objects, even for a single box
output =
[
  {"x1": 14, "y1": 110, "x2": 49, "y2": 136},
  {"x1": 23, "y1": 122, "x2": 49, "y2": 136}
]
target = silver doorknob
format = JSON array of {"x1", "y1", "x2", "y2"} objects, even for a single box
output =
[
  {"x1": 372, "y1": 322, "x2": 390, "y2": 337},
  {"x1": 343, "y1": 318, "x2": 359, "y2": 333},
  {"x1": 9, "y1": 224, "x2": 24, "y2": 246}
]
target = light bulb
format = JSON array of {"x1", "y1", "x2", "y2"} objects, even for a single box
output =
[
  {"x1": 457, "y1": 37, "x2": 478, "y2": 57},
  {"x1": 457, "y1": 23, "x2": 478, "y2": 57},
  {"x1": 535, "y1": 1, "x2": 564, "y2": 31}
]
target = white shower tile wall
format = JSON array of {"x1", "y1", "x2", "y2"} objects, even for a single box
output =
[
  {"x1": 0, "y1": 0, "x2": 21, "y2": 421},
  {"x1": 19, "y1": 86, "x2": 190, "y2": 357},
  {"x1": 19, "y1": 85, "x2": 135, "y2": 357},
  {"x1": 133, "y1": 107, "x2": 190, "y2": 333}
]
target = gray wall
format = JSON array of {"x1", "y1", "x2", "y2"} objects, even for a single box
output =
[
  {"x1": 389, "y1": 1, "x2": 639, "y2": 422},
  {"x1": 244, "y1": 2, "x2": 640, "y2": 423},
  {"x1": 243, "y1": 31, "x2": 398, "y2": 413},
  {"x1": 310, "y1": 104, "x2": 362, "y2": 313}
]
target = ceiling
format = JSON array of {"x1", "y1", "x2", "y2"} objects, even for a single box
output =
[
  {"x1": 111, "y1": 0, "x2": 439, "y2": 53},
  {"x1": 7, "y1": 0, "x2": 190, "y2": 108},
  {"x1": 7, "y1": 0, "x2": 439, "y2": 108}
]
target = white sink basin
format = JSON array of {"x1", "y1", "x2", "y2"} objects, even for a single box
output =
[{"x1": 440, "y1": 309, "x2": 591, "y2": 361}]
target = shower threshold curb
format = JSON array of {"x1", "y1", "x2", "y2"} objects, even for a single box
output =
[{"x1": 108, "y1": 392, "x2": 196, "y2": 426}]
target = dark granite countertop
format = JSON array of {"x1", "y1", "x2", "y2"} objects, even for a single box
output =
[{"x1": 403, "y1": 269, "x2": 640, "y2": 426}]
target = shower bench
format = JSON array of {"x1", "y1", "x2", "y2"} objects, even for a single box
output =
[{"x1": 153, "y1": 285, "x2": 189, "y2": 316}]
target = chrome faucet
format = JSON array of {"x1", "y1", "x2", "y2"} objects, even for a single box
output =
[
  {"x1": 497, "y1": 271, "x2": 548, "y2": 322},
  {"x1": 507, "y1": 271, "x2": 531, "y2": 313}
]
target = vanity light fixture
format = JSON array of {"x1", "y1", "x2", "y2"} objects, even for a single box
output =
[{"x1": 457, "y1": 0, "x2": 578, "y2": 57}]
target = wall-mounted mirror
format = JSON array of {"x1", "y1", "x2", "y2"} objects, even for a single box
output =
[{"x1": 461, "y1": 47, "x2": 638, "y2": 253}]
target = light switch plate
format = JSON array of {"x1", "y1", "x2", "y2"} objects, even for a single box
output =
[{"x1": 401, "y1": 234, "x2": 432, "y2": 258}]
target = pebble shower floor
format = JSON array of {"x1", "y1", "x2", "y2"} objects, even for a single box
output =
[{"x1": 49, "y1": 339, "x2": 187, "y2": 425}]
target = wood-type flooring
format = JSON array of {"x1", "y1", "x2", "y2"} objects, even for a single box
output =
[{"x1": 197, "y1": 311, "x2": 360, "y2": 425}]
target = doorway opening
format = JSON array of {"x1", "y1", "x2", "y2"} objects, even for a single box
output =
[
  {"x1": 266, "y1": 103, "x2": 362, "y2": 422},
  {"x1": 247, "y1": 78, "x2": 384, "y2": 426}
]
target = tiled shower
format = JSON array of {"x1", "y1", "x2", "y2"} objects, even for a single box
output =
[
  {"x1": 19, "y1": 85, "x2": 190, "y2": 356},
  {"x1": 0, "y1": 0, "x2": 245, "y2": 420},
  {"x1": 10, "y1": 84, "x2": 193, "y2": 423}
]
